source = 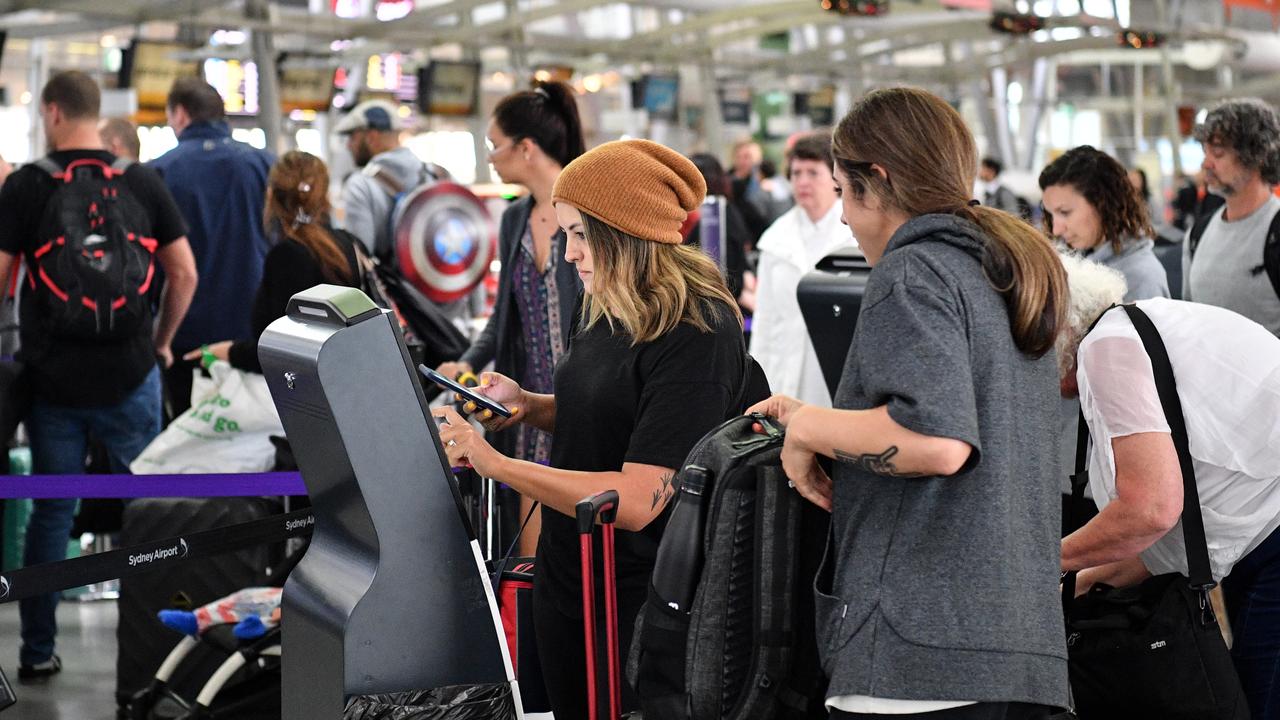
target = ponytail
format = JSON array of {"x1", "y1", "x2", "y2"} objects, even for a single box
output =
[
  {"x1": 960, "y1": 205, "x2": 1067, "y2": 357},
  {"x1": 264, "y1": 151, "x2": 353, "y2": 285},
  {"x1": 280, "y1": 222, "x2": 353, "y2": 285},
  {"x1": 493, "y1": 80, "x2": 586, "y2": 168},
  {"x1": 536, "y1": 81, "x2": 585, "y2": 165}
]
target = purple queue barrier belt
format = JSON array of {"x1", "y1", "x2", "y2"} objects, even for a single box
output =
[{"x1": 0, "y1": 472, "x2": 307, "y2": 499}]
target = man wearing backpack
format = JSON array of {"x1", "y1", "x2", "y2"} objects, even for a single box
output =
[
  {"x1": 1184, "y1": 97, "x2": 1280, "y2": 336},
  {"x1": 0, "y1": 70, "x2": 197, "y2": 680},
  {"x1": 334, "y1": 100, "x2": 428, "y2": 260}
]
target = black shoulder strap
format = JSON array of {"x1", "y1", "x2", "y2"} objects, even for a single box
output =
[
  {"x1": 1118, "y1": 304, "x2": 1215, "y2": 590},
  {"x1": 1262, "y1": 209, "x2": 1280, "y2": 302},
  {"x1": 1187, "y1": 207, "x2": 1217, "y2": 260}
]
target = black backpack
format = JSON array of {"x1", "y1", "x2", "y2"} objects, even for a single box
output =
[
  {"x1": 1187, "y1": 202, "x2": 1280, "y2": 301},
  {"x1": 628, "y1": 413, "x2": 829, "y2": 720},
  {"x1": 29, "y1": 157, "x2": 155, "y2": 340}
]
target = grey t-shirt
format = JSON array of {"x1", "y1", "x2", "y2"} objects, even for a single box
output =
[
  {"x1": 823, "y1": 214, "x2": 1069, "y2": 708},
  {"x1": 1184, "y1": 195, "x2": 1280, "y2": 336}
]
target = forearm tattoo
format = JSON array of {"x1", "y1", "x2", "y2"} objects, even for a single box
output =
[
  {"x1": 834, "y1": 446, "x2": 925, "y2": 478},
  {"x1": 650, "y1": 473, "x2": 676, "y2": 510}
]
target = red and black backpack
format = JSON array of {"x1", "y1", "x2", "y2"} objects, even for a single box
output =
[{"x1": 28, "y1": 157, "x2": 157, "y2": 340}]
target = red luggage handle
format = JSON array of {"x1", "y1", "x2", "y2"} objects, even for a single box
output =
[{"x1": 576, "y1": 489, "x2": 621, "y2": 720}]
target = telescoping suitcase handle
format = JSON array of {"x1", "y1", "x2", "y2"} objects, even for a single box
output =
[{"x1": 576, "y1": 489, "x2": 621, "y2": 720}]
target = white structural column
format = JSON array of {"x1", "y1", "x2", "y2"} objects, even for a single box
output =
[
  {"x1": 28, "y1": 38, "x2": 47, "y2": 159},
  {"x1": 1156, "y1": 0, "x2": 1182, "y2": 176},
  {"x1": 248, "y1": 0, "x2": 283, "y2": 155}
]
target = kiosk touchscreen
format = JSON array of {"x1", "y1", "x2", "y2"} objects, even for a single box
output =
[{"x1": 258, "y1": 285, "x2": 518, "y2": 719}]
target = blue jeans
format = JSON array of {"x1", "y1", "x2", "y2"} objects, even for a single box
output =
[
  {"x1": 1223, "y1": 524, "x2": 1280, "y2": 720},
  {"x1": 19, "y1": 366, "x2": 161, "y2": 666}
]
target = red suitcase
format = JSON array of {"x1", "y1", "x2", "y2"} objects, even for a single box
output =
[{"x1": 576, "y1": 490, "x2": 621, "y2": 720}]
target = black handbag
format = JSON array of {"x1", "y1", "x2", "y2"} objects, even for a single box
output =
[{"x1": 1062, "y1": 304, "x2": 1249, "y2": 720}]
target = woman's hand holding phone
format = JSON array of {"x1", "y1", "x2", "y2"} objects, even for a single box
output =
[{"x1": 460, "y1": 372, "x2": 524, "y2": 432}]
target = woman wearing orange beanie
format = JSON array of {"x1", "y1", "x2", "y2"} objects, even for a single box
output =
[{"x1": 433, "y1": 139, "x2": 747, "y2": 719}]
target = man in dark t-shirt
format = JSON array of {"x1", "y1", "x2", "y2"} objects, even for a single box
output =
[{"x1": 0, "y1": 71, "x2": 197, "y2": 680}]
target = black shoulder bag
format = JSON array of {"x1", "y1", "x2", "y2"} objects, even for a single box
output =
[{"x1": 1063, "y1": 304, "x2": 1249, "y2": 720}]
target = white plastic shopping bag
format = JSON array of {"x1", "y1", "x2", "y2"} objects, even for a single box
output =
[{"x1": 131, "y1": 361, "x2": 284, "y2": 475}]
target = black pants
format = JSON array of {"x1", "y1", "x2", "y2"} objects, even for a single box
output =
[
  {"x1": 532, "y1": 578, "x2": 645, "y2": 720},
  {"x1": 1222, "y1": 523, "x2": 1280, "y2": 719},
  {"x1": 830, "y1": 702, "x2": 1056, "y2": 719}
]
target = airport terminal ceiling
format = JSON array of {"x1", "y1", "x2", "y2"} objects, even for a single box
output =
[
  {"x1": 0, "y1": 0, "x2": 1278, "y2": 178},
  {"x1": 0, "y1": 0, "x2": 1277, "y2": 92}
]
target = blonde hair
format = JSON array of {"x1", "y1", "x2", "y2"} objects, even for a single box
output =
[
  {"x1": 832, "y1": 87, "x2": 1068, "y2": 357},
  {"x1": 1055, "y1": 252, "x2": 1128, "y2": 377},
  {"x1": 579, "y1": 212, "x2": 741, "y2": 343}
]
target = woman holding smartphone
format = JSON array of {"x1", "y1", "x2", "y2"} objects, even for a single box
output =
[
  {"x1": 435, "y1": 81, "x2": 586, "y2": 555},
  {"x1": 433, "y1": 139, "x2": 746, "y2": 720}
]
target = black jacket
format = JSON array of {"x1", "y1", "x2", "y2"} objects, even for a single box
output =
[{"x1": 460, "y1": 196, "x2": 582, "y2": 450}]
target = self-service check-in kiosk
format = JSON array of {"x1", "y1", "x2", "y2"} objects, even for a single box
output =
[
  {"x1": 797, "y1": 248, "x2": 873, "y2": 397},
  {"x1": 257, "y1": 285, "x2": 519, "y2": 719}
]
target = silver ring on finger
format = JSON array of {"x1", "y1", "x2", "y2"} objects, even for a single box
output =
[{"x1": 447, "y1": 439, "x2": 458, "y2": 448}]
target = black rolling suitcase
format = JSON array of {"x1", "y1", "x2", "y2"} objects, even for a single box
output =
[{"x1": 116, "y1": 497, "x2": 283, "y2": 712}]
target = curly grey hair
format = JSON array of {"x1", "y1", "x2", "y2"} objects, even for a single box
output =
[
  {"x1": 1055, "y1": 253, "x2": 1128, "y2": 379},
  {"x1": 1193, "y1": 97, "x2": 1280, "y2": 184}
]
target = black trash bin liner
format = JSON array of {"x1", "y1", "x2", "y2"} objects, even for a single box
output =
[{"x1": 344, "y1": 683, "x2": 515, "y2": 720}]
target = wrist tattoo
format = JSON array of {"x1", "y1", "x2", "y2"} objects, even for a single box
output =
[
  {"x1": 650, "y1": 473, "x2": 676, "y2": 510},
  {"x1": 834, "y1": 446, "x2": 925, "y2": 478}
]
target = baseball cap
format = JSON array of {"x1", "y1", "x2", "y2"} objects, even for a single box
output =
[{"x1": 334, "y1": 100, "x2": 401, "y2": 135}]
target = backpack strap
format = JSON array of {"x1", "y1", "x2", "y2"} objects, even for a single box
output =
[
  {"x1": 1186, "y1": 207, "x2": 1216, "y2": 260},
  {"x1": 32, "y1": 158, "x2": 63, "y2": 179},
  {"x1": 1117, "y1": 304, "x2": 1215, "y2": 591},
  {"x1": 363, "y1": 162, "x2": 405, "y2": 197},
  {"x1": 1261, "y1": 208, "x2": 1280, "y2": 302}
]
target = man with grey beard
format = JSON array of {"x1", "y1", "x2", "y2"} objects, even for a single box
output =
[{"x1": 1183, "y1": 97, "x2": 1280, "y2": 336}]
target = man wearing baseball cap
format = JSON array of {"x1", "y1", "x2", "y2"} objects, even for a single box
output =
[{"x1": 334, "y1": 99, "x2": 431, "y2": 260}]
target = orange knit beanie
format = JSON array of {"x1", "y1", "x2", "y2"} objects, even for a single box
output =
[{"x1": 552, "y1": 139, "x2": 706, "y2": 244}]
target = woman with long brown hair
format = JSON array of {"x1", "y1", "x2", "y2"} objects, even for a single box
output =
[
  {"x1": 184, "y1": 150, "x2": 360, "y2": 371},
  {"x1": 749, "y1": 87, "x2": 1070, "y2": 718}
]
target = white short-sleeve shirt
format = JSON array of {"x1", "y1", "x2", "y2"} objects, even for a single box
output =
[{"x1": 1077, "y1": 298, "x2": 1280, "y2": 580}]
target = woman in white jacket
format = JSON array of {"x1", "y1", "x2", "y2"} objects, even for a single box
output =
[{"x1": 749, "y1": 131, "x2": 859, "y2": 407}]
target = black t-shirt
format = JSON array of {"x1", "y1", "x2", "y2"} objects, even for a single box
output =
[
  {"x1": 227, "y1": 226, "x2": 360, "y2": 373},
  {"x1": 0, "y1": 150, "x2": 188, "y2": 406},
  {"x1": 536, "y1": 298, "x2": 745, "y2": 615}
]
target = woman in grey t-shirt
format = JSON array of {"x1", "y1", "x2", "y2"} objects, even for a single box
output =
[{"x1": 749, "y1": 88, "x2": 1071, "y2": 718}]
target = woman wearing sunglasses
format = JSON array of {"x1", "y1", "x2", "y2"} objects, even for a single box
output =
[{"x1": 435, "y1": 81, "x2": 585, "y2": 555}]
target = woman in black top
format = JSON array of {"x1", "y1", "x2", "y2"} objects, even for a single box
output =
[
  {"x1": 184, "y1": 151, "x2": 359, "y2": 372},
  {"x1": 434, "y1": 140, "x2": 746, "y2": 720}
]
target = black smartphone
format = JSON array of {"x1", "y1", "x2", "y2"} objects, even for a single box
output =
[{"x1": 418, "y1": 365, "x2": 512, "y2": 419}]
